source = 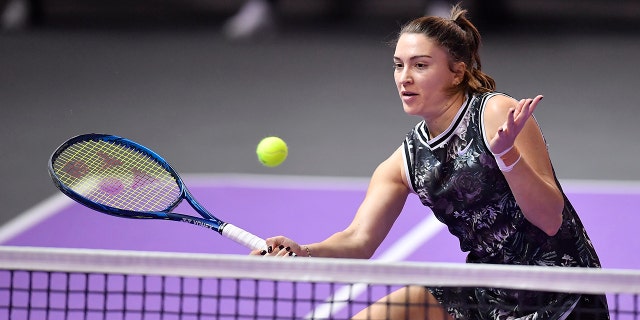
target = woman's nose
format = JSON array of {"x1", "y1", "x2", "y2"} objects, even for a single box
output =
[{"x1": 399, "y1": 71, "x2": 413, "y2": 84}]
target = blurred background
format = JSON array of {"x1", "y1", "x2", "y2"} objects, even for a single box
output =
[{"x1": 1, "y1": 0, "x2": 639, "y2": 227}]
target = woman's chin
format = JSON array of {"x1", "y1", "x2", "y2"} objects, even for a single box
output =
[{"x1": 402, "y1": 105, "x2": 421, "y2": 117}]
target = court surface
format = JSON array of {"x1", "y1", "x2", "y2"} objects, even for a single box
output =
[
  {"x1": 1, "y1": 174, "x2": 638, "y2": 269},
  {"x1": 1, "y1": 174, "x2": 639, "y2": 319}
]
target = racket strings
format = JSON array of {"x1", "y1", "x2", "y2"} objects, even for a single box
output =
[{"x1": 53, "y1": 140, "x2": 180, "y2": 212}]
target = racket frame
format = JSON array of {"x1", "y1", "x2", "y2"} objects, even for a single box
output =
[{"x1": 48, "y1": 133, "x2": 227, "y2": 233}]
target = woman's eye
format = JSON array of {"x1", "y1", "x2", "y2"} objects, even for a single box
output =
[
  {"x1": 415, "y1": 63, "x2": 427, "y2": 69},
  {"x1": 393, "y1": 63, "x2": 403, "y2": 70}
]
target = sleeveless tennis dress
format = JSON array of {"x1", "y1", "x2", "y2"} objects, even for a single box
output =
[{"x1": 402, "y1": 92, "x2": 609, "y2": 320}]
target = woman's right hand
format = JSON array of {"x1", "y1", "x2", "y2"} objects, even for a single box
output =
[{"x1": 250, "y1": 236, "x2": 304, "y2": 257}]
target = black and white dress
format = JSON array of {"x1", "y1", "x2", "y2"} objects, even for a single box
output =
[{"x1": 402, "y1": 92, "x2": 609, "y2": 320}]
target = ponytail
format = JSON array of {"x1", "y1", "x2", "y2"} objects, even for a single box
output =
[{"x1": 450, "y1": 5, "x2": 495, "y2": 93}]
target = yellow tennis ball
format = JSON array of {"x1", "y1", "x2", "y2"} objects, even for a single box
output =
[{"x1": 256, "y1": 136, "x2": 288, "y2": 167}]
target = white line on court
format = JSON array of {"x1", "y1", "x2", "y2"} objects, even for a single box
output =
[
  {"x1": 561, "y1": 179, "x2": 640, "y2": 194},
  {"x1": 0, "y1": 193, "x2": 72, "y2": 244},
  {"x1": 186, "y1": 174, "x2": 640, "y2": 194},
  {"x1": 184, "y1": 173, "x2": 371, "y2": 191},
  {"x1": 304, "y1": 213, "x2": 445, "y2": 319}
]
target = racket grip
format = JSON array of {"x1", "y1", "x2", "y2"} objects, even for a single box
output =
[{"x1": 222, "y1": 223, "x2": 267, "y2": 251}]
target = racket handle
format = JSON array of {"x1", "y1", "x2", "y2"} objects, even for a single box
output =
[{"x1": 221, "y1": 223, "x2": 267, "y2": 251}]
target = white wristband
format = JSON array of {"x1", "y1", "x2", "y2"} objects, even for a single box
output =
[
  {"x1": 492, "y1": 146, "x2": 521, "y2": 172},
  {"x1": 493, "y1": 145, "x2": 513, "y2": 157}
]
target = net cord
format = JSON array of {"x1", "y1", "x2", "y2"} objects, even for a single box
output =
[{"x1": 1, "y1": 246, "x2": 638, "y2": 295}]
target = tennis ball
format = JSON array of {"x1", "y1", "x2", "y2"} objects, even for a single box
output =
[{"x1": 256, "y1": 136, "x2": 288, "y2": 167}]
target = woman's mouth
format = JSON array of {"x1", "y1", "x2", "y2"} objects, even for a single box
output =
[{"x1": 401, "y1": 91, "x2": 418, "y2": 102}]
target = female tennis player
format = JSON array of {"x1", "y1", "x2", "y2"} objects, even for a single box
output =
[{"x1": 252, "y1": 5, "x2": 609, "y2": 319}]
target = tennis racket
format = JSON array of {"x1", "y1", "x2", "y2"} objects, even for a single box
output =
[{"x1": 48, "y1": 133, "x2": 267, "y2": 251}]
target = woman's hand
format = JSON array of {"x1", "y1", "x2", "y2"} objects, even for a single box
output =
[
  {"x1": 249, "y1": 236, "x2": 303, "y2": 257},
  {"x1": 489, "y1": 95, "x2": 543, "y2": 155}
]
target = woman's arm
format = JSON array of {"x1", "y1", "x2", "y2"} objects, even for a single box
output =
[
  {"x1": 484, "y1": 95, "x2": 564, "y2": 236},
  {"x1": 260, "y1": 147, "x2": 411, "y2": 258}
]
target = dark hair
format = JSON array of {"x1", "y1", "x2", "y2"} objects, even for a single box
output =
[{"x1": 396, "y1": 4, "x2": 496, "y2": 94}]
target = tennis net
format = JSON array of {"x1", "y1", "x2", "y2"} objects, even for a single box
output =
[{"x1": 1, "y1": 246, "x2": 638, "y2": 319}]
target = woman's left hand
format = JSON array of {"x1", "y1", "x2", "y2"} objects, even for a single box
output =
[{"x1": 489, "y1": 95, "x2": 543, "y2": 154}]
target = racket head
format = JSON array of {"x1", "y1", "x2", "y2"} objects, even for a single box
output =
[{"x1": 48, "y1": 133, "x2": 186, "y2": 220}]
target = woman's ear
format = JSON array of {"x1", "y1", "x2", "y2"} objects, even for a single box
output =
[{"x1": 452, "y1": 61, "x2": 466, "y2": 86}]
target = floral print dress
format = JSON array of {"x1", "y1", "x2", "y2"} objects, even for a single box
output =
[{"x1": 401, "y1": 92, "x2": 609, "y2": 319}]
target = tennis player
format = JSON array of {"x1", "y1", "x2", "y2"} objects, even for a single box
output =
[{"x1": 253, "y1": 4, "x2": 609, "y2": 319}]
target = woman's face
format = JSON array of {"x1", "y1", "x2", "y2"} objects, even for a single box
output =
[{"x1": 393, "y1": 33, "x2": 458, "y2": 118}]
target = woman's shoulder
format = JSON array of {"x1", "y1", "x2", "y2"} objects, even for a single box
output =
[{"x1": 480, "y1": 92, "x2": 517, "y2": 116}]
